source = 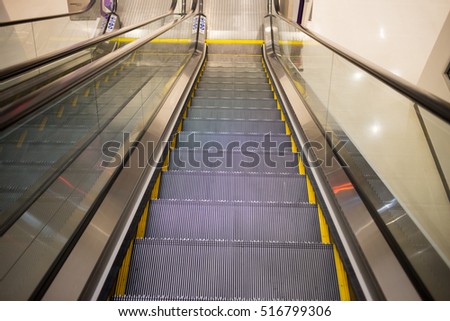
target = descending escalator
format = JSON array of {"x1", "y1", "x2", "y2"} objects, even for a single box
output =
[{"x1": 113, "y1": 53, "x2": 348, "y2": 300}]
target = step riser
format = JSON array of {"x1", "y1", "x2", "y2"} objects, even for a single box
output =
[
  {"x1": 182, "y1": 119, "x2": 286, "y2": 134},
  {"x1": 192, "y1": 98, "x2": 277, "y2": 108},
  {"x1": 195, "y1": 90, "x2": 273, "y2": 99},
  {"x1": 146, "y1": 200, "x2": 321, "y2": 242},
  {"x1": 169, "y1": 150, "x2": 298, "y2": 173},
  {"x1": 188, "y1": 108, "x2": 281, "y2": 120},
  {"x1": 177, "y1": 132, "x2": 292, "y2": 151}
]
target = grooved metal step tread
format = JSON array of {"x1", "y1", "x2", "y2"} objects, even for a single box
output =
[
  {"x1": 158, "y1": 170, "x2": 308, "y2": 202},
  {"x1": 194, "y1": 89, "x2": 273, "y2": 99},
  {"x1": 188, "y1": 107, "x2": 280, "y2": 120},
  {"x1": 177, "y1": 132, "x2": 292, "y2": 151},
  {"x1": 199, "y1": 78, "x2": 269, "y2": 85},
  {"x1": 146, "y1": 199, "x2": 321, "y2": 242},
  {"x1": 124, "y1": 238, "x2": 340, "y2": 300},
  {"x1": 182, "y1": 119, "x2": 285, "y2": 134},
  {"x1": 201, "y1": 72, "x2": 267, "y2": 79},
  {"x1": 169, "y1": 148, "x2": 298, "y2": 173},
  {"x1": 197, "y1": 83, "x2": 271, "y2": 91},
  {"x1": 192, "y1": 97, "x2": 277, "y2": 108}
]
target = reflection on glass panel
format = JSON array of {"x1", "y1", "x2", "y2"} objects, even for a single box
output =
[{"x1": 274, "y1": 16, "x2": 450, "y2": 299}]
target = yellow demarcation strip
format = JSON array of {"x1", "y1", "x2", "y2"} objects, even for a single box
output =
[
  {"x1": 162, "y1": 149, "x2": 170, "y2": 172},
  {"x1": 285, "y1": 123, "x2": 291, "y2": 135},
  {"x1": 111, "y1": 37, "x2": 191, "y2": 44},
  {"x1": 72, "y1": 96, "x2": 78, "y2": 107},
  {"x1": 114, "y1": 239, "x2": 134, "y2": 296},
  {"x1": 278, "y1": 40, "x2": 304, "y2": 46},
  {"x1": 306, "y1": 175, "x2": 316, "y2": 204},
  {"x1": 16, "y1": 131, "x2": 27, "y2": 148},
  {"x1": 318, "y1": 205, "x2": 351, "y2": 300},
  {"x1": 290, "y1": 136, "x2": 298, "y2": 153},
  {"x1": 56, "y1": 106, "x2": 64, "y2": 119},
  {"x1": 39, "y1": 117, "x2": 48, "y2": 132},
  {"x1": 151, "y1": 173, "x2": 162, "y2": 200},
  {"x1": 206, "y1": 39, "x2": 264, "y2": 45},
  {"x1": 83, "y1": 88, "x2": 90, "y2": 97},
  {"x1": 298, "y1": 154, "x2": 306, "y2": 175},
  {"x1": 136, "y1": 202, "x2": 150, "y2": 238},
  {"x1": 317, "y1": 205, "x2": 330, "y2": 244},
  {"x1": 333, "y1": 245, "x2": 351, "y2": 301}
]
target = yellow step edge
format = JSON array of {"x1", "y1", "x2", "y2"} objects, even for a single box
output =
[
  {"x1": 56, "y1": 106, "x2": 64, "y2": 118},
  {"x1": 306, "y1": 175, "x2": 316, "y2": 204},
  {"x1": 285, "y1": 123, "x2": 291, "y2": 135},
  {"x1": 333, "y1": 245, "x2": 351, "y2": 301},
  {"x1": 16, "y1": 131, "x2": 27, "y2": 148},
  {"x1": 317, "y1": 205, "x2": 330, "y2": 244},
  {"x1": 206, "y1": 39, "x2": 264, "y2": 45},
  {"x1": 162, "y1": 148, "x2": 170, "y2": 172},
  {"x1": 111, "y1": 37, "x2": 191, "y2": 44},
  {"x1": 72, "y1": 96, "x2": 78, "y2": 107},
  {"x1": 83, "y1": 88, "x2": 90, "y2": 97},
  {"x1": 151, "y1": 172, "x2": 162, "y2": 200},
  {"x1": 114, "y1": 239, "x2": 134, "y2": 296},
  {"x1": 290, "y1": 135, "x2": 298, "y2": 153},
  {"x1": 136, "y1": 202, "x2": 150, "y2": 238},
  {"x1": 39, "y1": 117, "x2": 48, "y2": 132},
  {"x1": 280, "y1": 110, "x2": 286, "y2": 121},
  {"x1": 298, "y1": 154, "x2": 306, "y2": 175}
]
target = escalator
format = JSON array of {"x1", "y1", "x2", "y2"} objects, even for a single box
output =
[
  {"x1": 113, "y1": 54, "x2": 347, "y2": 300},
  {"x1": 1, "y1": 0, "x2": 449, "y2": 301}
]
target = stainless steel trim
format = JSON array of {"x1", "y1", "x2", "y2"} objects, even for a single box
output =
[
  {"x1": 271, "y1": 0, "x2": 450, "y2": 123},
  {"x1": 0, "y1": 0, "x2": 178, "y2": 81},
  {"x1": 42, "y1": 8, "x2": 206, "y2": 301},
  {"x1": 263, "y1": 15, "x2": 421, "y2": 300},
  {"x1": 0, "y1": 0, "x2": 97, "y2": 27}
]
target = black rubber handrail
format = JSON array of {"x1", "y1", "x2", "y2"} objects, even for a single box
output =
[
  {"x1": 0, "y1": 0, "x2": 97, "y2": 27},
  {"x1": 271, "y1": 0, "x2": 450, "y2": 123},
  {"x1": 0, "y1": 0, "x2": 197, "y2": 131},
  {"x1": 0, "y1": 0, "x2": 178, "y2": 81}
]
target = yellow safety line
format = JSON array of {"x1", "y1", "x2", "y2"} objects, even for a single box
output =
[
  {"x1": 56, "y1": 106, "x2": 64, "y2": 118},
  {"x1": 162, "y1": 149, "x2": 170, "y2": 172},
  {"x1": 317, "y1": 205, "x2": 330, "y2": 244},
  {"x1": 111, "y1": 37, "x2": 191, "y2": 44},
  {"x1": 16, "y1": 131, "x2": 27, "y2": 148},
  {"x1": 205, "y1": 39, "x2": 264, "y2": 45},
  {"x1": 306, "y1": 174, "x2": 316, "y2": 204},
  {"x1": 290, "y1": 136, "x2": 298, "y2": 153},
  {"x1": 298, "y1": 154, "x2": 306, "y2": 175},
  {"x1": 39, "y1": 117, "x2": 48, "y2": 131},
  {"x1": 83, "y1": 88, "x2": 90, "y2": 97},
  {"x1": 104, "y1": 75, "x2": 110, "y2": 83},
  {"x1": 114, "y1": 239, "x2": 134, "y2": 296},
  {"x1": 278, "y1": 40, "x2": 304, "y2": 46},
  {"x1": 72, "y1": 96, "x2": 78, "y2": 107},
  {"x1": 95, "y1": 80, "x2": 100, "y2": 89},
  {"x1": 136, "y1": 202, "x2": 150, "y2": 238},
  {"x1": 334, "y1": 245, "x2": 351, "y2": 300},
  {"x1": 151, "y1": 172, "x2": 162, "y2": 200}
]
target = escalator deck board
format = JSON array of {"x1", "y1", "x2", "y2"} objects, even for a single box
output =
[{"x1": 123, "y1": 238, "x2": 340, "y2": 301}]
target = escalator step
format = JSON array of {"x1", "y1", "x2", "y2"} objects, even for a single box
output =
[
  {"x1": 169, "y1": 149, "x2": 298, "y2": 173},
  {"x1": 200, "y1": 77, "x2": 269, "y2": 85},
  {"x1": 205, "y1": 67, "x2": 265, "y2": 73},
  {"x1": 122, "y1": 238, "x2": 340, "y2": 300},
  {"x1": 188, "y1": 107, "x2": 280, "y2": 120},
  {"x1": 194, "y1": 89, "x2": 273, "y2": 99},
  {"x1": 158, "y1": 171, "x2": 308, "y2": 202},
  {"x1": 201, "y1": 71, "x2": 267, "y2": 79},
  {"x1": 177, "y1": 132, "x2": 292, "y2": 151},
  {"x1": 192, "y1": 97, "x2": 277, "y2": 108},
  {"x1": 145, "y1": 200, "x2": 321, "y2": 242},
  {"x1": 182, "y1": 119, "x2": 285, "y2": 134},
  {"x1": 197, "y1": 82, "x2": 271, "y2": 91}
]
